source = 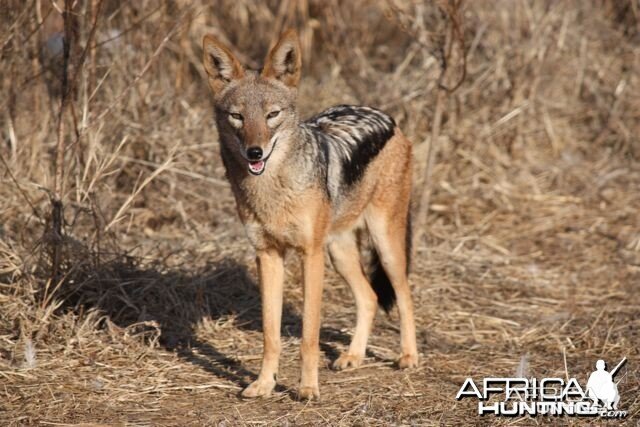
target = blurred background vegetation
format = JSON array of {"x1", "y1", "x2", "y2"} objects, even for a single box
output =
[{"x1": 1, "y1": 1, "x2": 639, "y2": 424}]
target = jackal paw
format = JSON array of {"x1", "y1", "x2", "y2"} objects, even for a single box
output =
[
  {"x1": 397, "y1": 353, "x2": 419, "y2": 369},
  {"x1": 332, "y1": 353, "x2": 363, "y2": 370},
  {"x1": 241, "y1": 377, "x2": 276, "y2": 398},
  {"x1": 297, "y1": 385, "x2": 320, "y2": 401}
]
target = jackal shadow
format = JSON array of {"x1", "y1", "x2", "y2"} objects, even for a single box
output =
[{"x1": 57, "y1": 253, "x2": 352, "y2": 391}]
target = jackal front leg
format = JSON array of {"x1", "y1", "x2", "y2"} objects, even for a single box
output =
[
  {"x1": 242, "y1": 247, "x2": 284, "y2": 398},
  {"x1": 298, "y1": 247, "x2": 325, "y2": 400}
]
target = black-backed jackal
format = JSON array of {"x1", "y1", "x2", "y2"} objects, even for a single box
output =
[{"x1": 202, "y1": 30, "x2": 418, "y2": 400}]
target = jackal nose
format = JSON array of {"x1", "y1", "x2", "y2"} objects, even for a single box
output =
[{"x1": 246, "y1": 146, "x2": 263, "y2": 160}]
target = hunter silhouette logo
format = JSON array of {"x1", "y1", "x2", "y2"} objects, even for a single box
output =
[
  {"x1": 586, "y1": 358, "x2": 624, "y2": 411},
  {"x1": 456, "y1": 357, "x2": 628, "y2": 418}
]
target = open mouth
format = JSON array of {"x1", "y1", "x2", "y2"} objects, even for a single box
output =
[
  {"x1": 247, "y1": 160, "x2": 266, "y2": 175},
  {"x1": 244, "y1": 138, "x2": 278, "y2": 176}
]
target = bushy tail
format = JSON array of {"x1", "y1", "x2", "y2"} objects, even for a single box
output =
[
  {"x1": 360, "y1": 211, "x2": 412, "y2": 313},
  {"x1": 368, "y1": 250, "x2": 396, "y2": 313}
]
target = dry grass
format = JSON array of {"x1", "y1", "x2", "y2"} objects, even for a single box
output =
[{"x1": 1, "y1": 0, "x2": 639, "y2": 425}]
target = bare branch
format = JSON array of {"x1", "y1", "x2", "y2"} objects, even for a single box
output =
[{"x1": 411, "y1": 0, "x2": 468, "y2": 260}]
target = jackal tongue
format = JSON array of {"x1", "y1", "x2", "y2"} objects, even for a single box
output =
[{"x1": 248, "y1": 160, "x2": 265, "y2": 174}]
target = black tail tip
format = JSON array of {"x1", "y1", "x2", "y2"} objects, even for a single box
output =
[
  {"x1": 370, "y1": 255, "x2": 396, "y2": 313},
  {"x1": 366, "y1": 210, "x2": 411, "y2": 313}
]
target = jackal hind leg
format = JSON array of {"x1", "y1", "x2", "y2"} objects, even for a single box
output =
[
  {"x1": 366, "y1": 211, "x2": 418, "y2": 369},
  {"x1": 328, "y1": 231, "x2": 377, "y2": 370}
]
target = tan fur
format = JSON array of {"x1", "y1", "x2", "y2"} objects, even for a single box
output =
[
  {"x1": 328, "y1": 231, "x2": 377, "y2": 369},
  {"x1": 262, "y1": 29, "x2": 302, "y2": 87},
  {"x1": 202, "y1": 30, "x2": 418, "y2": 401},
  {"x1": 202, "y1": 34, "x2": 244, "y2": 95}
]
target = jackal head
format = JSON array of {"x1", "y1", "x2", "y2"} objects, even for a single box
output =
[{"x1": 202, "y1": 30, "x2": 302, "y2": 176}]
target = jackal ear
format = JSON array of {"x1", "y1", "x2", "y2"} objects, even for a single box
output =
[
  {"x1": 262, "y1": 29, "x2": 302, "y2": 88},
  {"x1": 202, "y1": 34, "x2": 245, "y2": 94}
]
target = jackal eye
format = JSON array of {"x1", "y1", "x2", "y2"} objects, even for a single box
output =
[
  {"x1": 266, "y1": 110, "x2": 281, "y2": 120},
  {"x1": 228, "y1": 112, "x2": 243, "y2": 121}
]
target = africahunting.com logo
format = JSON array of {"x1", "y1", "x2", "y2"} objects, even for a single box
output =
[{"x1": 456, "y1": 358, "x2": 628, "y2": 418}]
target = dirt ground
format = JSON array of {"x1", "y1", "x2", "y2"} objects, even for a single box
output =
[{"x1": 1, "y1": 1, "x2": 639, "y2": 425}]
